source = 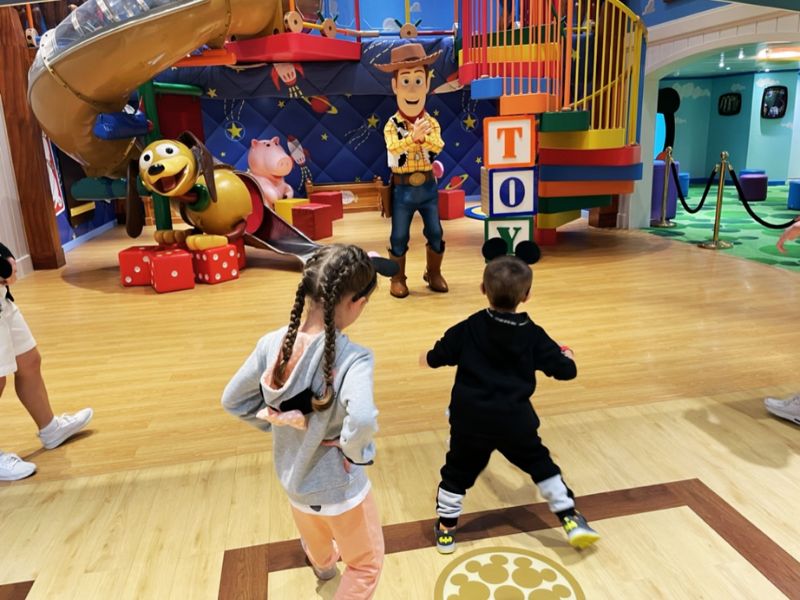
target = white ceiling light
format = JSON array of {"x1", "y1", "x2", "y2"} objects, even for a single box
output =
[
  {"x1": 718, "y1": 52, "x2": 725, "y2": 68},
  {"x1": 738, "y1": 48, "x2": 744, "y2": 60}
]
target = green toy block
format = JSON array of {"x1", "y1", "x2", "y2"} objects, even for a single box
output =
[
  {"x1": 539, "y1": 111, "x2": 591, "y2": 133},
  {"x1": 537, "y1": 195, "x2": 611, "y2": 214}
]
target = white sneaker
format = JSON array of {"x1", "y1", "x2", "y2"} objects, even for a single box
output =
[
  {"x1": 0, "y1": 451, "x2": 37, "y2": 481},
  {"x1": 38, "y1": 408, "x2": 94, "y2": 450},
  {"x1": 764, "y1": 395, "x2": 800, "y2": 425}
]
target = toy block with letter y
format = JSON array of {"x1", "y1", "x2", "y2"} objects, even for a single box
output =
[
  {"x1": 483, "y1": 116, "x2": 536, "y2": 169},
  {"x1": 483, "y1": 217, "x2": 534, "y2": 256}
]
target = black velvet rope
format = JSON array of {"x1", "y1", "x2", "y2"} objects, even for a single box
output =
[
  {"x1": 728, "y1": 168, "x2": 796, "y2": 230},
  {"x1": 671, "y1": 161, "x2": 715, "y2": 215}
]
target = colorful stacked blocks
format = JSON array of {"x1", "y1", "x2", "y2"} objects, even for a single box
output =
[
  {"x1": 275, "y1": 198, "x2": 309, "y2": 224},
  {"x1": 438, "y1": 189, "x2": 465, "y2": 220},
  {"x1": 292, "y1": 203, "x2": 333, "y2": 240},
  {"x1": 310, "y1": 191, "x2": 344, "y2": 220}
]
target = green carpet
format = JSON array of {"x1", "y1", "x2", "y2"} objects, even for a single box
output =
[{"x1": 645, "y1": 183, "x2": 800, "y2": 272}]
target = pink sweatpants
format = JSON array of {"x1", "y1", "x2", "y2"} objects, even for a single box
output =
[{"x1": 290, "y1": 491, "x2": 385, "y2": 599}]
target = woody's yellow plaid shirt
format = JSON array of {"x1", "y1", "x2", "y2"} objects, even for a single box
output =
[{"x1": 384, "y1": 112, "x2": 444, "y2": 174}]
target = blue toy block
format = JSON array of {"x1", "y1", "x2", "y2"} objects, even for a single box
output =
[
  {"x1": 788, "y1": 180, "x2": 800, "y2": 210},
  {"x1": 538, "y1": 163, "x2": 643, "y2": 182},
  {"x1": 471, "y1": 77, "x2": 551, "y2": 100},
  {"x1": 93, "y1": 111, "x2": 149, "y2": 140},
  {"x1": 487, "y1": 167, "x2": 537, "y2": 217}
]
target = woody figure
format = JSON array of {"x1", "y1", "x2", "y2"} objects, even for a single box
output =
[{"x1": 376, "y1": 43, "x2": 447, "y2": 298}]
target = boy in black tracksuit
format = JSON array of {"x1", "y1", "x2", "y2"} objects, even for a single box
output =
[{"x1": 421, "y1": 244, "x2": 599, "y2": 553}]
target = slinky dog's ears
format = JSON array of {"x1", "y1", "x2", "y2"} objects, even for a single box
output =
[
  {"x1": 482, "y1": 238, "x2": 541, "y2": 265},
  {"x1": 178, "y1": 131, "x2": 217, "y2": 202}
]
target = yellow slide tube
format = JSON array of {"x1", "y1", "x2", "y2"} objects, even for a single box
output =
[{"x1": 28, "y1": 0, "x2": 283, "y2": 178}]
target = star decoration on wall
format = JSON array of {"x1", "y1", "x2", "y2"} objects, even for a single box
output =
[
  {"x1": 355, "y1": 176, "x2": 361, "y2": 182},
  {"x1": 463, "y1": 115, "x2": 477, "y2": 130},
  {"x1": 220, "y1": 152, "x2": 226, "y2": 157},
  {"x1": 321, "y1": 133, "x2": 329, "y2": 141},
  {"x1": 454, "y1": 141, "x2": 460, "y2": 147},
  {"x1": 367, "y1": 114, "x2": 380, "y2": 128},
  {"x1": 433, "y1": 109, "x2": 440, "y2": 117},
  {"x1": 475, "y1": 156, "x2": 482, "y2": 164},
  {"x1": 278, "y1": 100, "x2": 286, "y2": 108},
  {"x1": 207, "y1": 88, "x2": 217, "y2": 98},
  {"x1": 226, "y1": 122, "x2": 244, "y2": 140}
]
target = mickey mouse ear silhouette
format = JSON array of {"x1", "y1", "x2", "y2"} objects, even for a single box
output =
[
  {"x1": 482, "y1": 237, "x2": 508, "y2": 261},
  {"x1": 514, "y1": 240, "x2": 541, "y2": 265},
  {"x1": 367, "y1": 252, "x2": 399, "y2": 277},
  {"x1": 481, "y1": 238, "x2": 542, "y2": 265}
]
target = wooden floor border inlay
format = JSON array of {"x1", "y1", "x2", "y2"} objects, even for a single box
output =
[
  {"x1": 0, "y1": 581, "x2": 34, "y2": 600},
  {"x1": 217, "y1": 478, "x2": 800, "y2": 600}
]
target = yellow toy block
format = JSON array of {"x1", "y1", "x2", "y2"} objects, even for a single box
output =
[
  {"x1": 275, "y1": 198, "x2": 309, "y2": 224},
  {"x1": 536, "y1": 210, "x2": 581, "y2": 229},
  {"x1": 539, "y1": 129, "x2": 626, "y2": 150}
]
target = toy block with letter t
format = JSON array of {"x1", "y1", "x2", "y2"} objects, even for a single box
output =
[{"x1": 483, "y1": 116, "x2": 536, "y2": 169}]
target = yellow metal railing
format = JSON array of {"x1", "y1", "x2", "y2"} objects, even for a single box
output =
[{"x1": 569, "y1": 0, "x2": 645, "y2": 145}]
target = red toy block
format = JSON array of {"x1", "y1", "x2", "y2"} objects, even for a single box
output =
[
  {"x1": 118, "y1": 245, "x2": 160, "y2": 287},
  {"x1": 535, "y1": 227, "x2": 558, "y2": 246},
  {"x1": 438, "y1": 189, "x2": 465, "y2": 220},
  {"x1": 310, "y1": 191, "x2": 344, "y2": 220},
  {"x1": 292, "y1": 203, "x2": 333, "y2": 240},
  {"x1": 232, "y1": 237, "x2": 247, "y2": 270},
  {"x1": 192, "y1": 244, "x2": 241, "y2": 285},
  {"x1": 150, "y1": 249, "x2": 195, "y2": 293}
]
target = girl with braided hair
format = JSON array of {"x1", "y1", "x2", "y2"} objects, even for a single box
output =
[{"x1": 223, "y1": 244, "x2": 395, "y2": 599}]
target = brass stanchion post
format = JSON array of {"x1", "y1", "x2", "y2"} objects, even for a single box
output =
[
  {"x1": 652, "y1": 146, "x2": 677, "y2": 228},
  {"x1": 699, "y1": 151, "x2": 733, "y2": 250}
]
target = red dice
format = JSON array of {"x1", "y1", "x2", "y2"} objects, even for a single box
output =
[
  {"x1": 192, "y1": 244, "x2": 240, "y2": 285},
  {"x1": 232, "y1": 237, "x2": 247, "y2": 270},
  {"x1": 309, "y1": 191, "x2": 344, "y2": 220},
  {"x1": 438, "y1": 189, "x2": 465, "y2": 220},
  {"x1": 292, "y1": 203, "x2": 333, "y2": 240},
  {"x1": 150, "y1": 249, "x2": 195, "y2": 293},
  {"x1": 118, "y1": 245, "x2": 161, "y2": 287}
]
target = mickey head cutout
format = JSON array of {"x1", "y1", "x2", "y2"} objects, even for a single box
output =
[
  {"x1": 482, "y1": 238, "x2": 541, "y2": 265},
  {"x1": 367, "y1": 252, "x2": 399, "y2": 277}
]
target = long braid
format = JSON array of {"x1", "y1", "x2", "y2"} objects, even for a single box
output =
[
  {"x1": 274, "y1": 280, "x2": 306, "y2": 388},
  {"x1": 314, "y1": 259, "x2": 354, "y2": 411}
]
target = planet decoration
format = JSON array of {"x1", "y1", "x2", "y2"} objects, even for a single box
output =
[
  {"x1": 303, "y1": 95, "x2": 339, "y2": 115},
  {"x1": 445, "y1": 174, "x2": 469, "y2": 190}
]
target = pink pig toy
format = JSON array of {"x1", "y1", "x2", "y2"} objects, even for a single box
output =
[{"x1": 247, "y1": 137, "x2": 295, "y2": 208}]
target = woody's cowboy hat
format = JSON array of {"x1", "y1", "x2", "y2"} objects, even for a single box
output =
[{"x1": 374, "y1": 42, "x2": 442, "y2": 73}]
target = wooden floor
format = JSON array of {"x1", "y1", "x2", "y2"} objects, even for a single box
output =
[{"x1": 1, "y1": 212, "x2": 799, "y2": 599}]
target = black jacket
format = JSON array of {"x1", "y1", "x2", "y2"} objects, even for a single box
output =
[
  {"x1": 0, "y1": 243, "x2": 15, "y2": 301},
  {"x1": 426, "y1": 309, "x2": 576, "y2": 432}
]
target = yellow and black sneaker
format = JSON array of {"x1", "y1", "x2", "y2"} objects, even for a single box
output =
[
  {"x1": 561, "y1": 512, "x2": 600, "y2": 549},
  {"x1": 435, "y1": 524, "x2": 456, "y2": 554}
]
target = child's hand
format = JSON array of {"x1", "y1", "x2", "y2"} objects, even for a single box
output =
[
  {"x1": 560, "y1": 345, "x2": 575, "y2": 360},
  {"x1": 419, "y1": 351, "x2": 429, "y2": 368}
]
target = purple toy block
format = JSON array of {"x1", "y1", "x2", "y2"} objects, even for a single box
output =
[
  {"x1": 738, "y1": 173, "x2": 767, "y2": 202},
  {"x1": 651, "y1": 159, "x2": 680, "y2": 221}
]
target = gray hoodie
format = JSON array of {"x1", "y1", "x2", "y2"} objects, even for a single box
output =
[{"x1": 222, "y1": 327, "x2": 378, "y2": 510}]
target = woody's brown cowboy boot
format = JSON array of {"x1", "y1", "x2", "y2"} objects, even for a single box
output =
[
  {"x1": 388, "y1": 252, "x2": 409, "y2": 298},
  {"x1": 423, "y1": 243, "x2": 448, "y2": 293}
]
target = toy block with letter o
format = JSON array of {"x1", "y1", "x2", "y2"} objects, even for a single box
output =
[
  {"x1": 483, "y1": 217, "x2": 534, "y2": 255},
  {"x1": 483, "y1": 115, "x2": 536, "y2": 169},
  {"x1": 438, "y1": 189, "x2": 465, "y2": 220},
  {"x1": 150, "y1": 249, "x2": 195, "y2": 293},
  {"x1": 292, "y1": 203, "x2": 333, "y2": 240},
  {"x1": 488, "y1": 168, "x2": 537, "y2": 217}
]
